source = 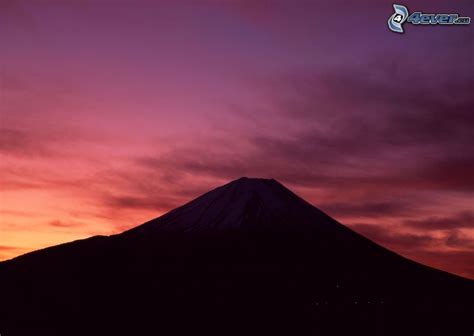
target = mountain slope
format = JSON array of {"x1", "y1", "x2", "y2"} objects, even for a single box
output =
[{"x1": 0, "y1": 177, "x2": 472, "y2": 336}]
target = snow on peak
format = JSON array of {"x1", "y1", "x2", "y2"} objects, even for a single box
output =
[{"x1": 124, "y1": 177, "x2": 328, "y2": 234}]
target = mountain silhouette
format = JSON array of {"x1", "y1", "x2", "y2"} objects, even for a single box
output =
[{"x1": 0, "y1": 177, "x2": 472, "y2": 336}]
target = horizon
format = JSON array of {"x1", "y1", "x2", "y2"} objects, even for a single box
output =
[{"x1": 1, "y1": 0, "x2": 473, "y2": 279}]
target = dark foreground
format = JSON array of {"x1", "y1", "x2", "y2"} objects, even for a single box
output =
[{"x1": 1, "y1": 178, "x2": 472, "y2": 336}]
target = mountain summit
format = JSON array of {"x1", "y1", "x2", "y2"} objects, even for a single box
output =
[
  {"x1": 127, "y1": 177, "x2": 336, "y2": 233},
  {"x1": 0, "y1": 177, "x2": 472, "y2": 336}
]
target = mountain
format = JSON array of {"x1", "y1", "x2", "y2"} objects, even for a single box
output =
[{"x1": 0, "y1": 177, "x2": 472, "y2": 336}]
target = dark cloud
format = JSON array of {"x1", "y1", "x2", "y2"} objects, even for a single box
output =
[
  {"x1": 128, "y1": 47, "x2": 473, "y2": 199},
  {"x1": 102, "y1": 194, "x2": 180, "y2": 212},
  {"x1": 93, "y1": 167, "x2": 217, "y2": 215},
  {"x1": 0, "y1": 245, "x2": 21, "y2": 251},
  {"x1": 49, "y1": 220, "x2": 83, "y2": 228},
  {"x1": 131, "y1": 132, "x2": 473, "y2": 196},
  {"x1": 351, "y1": 223, "x2": 474, "y2": 252},
  {"x1": 349, "y1": 223, "x2": 474, "y2": 278},
  {"x1": 319, "y1": 201, "x2": 414, "y2": 218},
  {"x1": 270, "y1": 58, "x2": 473, "y2": 152},
  {"x1": 403, "y1": 212, "x2": 474, "y2": 230},
  {"x1": 349, "y1": 223, "x2": 436, "y2": 251},
  {"x1": 406, "y1": 157, "x2": 474, "y2": 192},
  {"x1": 444, "y1": 230, "x2": 474, "y2": 249}
]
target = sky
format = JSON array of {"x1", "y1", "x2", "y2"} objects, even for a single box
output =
[{"x1": 0, "y1": 0, "x2": 473, "y2": 278}]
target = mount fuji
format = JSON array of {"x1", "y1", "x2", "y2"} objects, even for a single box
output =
[{"x1": 0, "y1": 177, "x2": 472, "y2": 335}]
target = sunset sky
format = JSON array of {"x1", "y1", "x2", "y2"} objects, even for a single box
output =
[{"x1": 0, "y1": 0, "x2": 473, "y2": 278}]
